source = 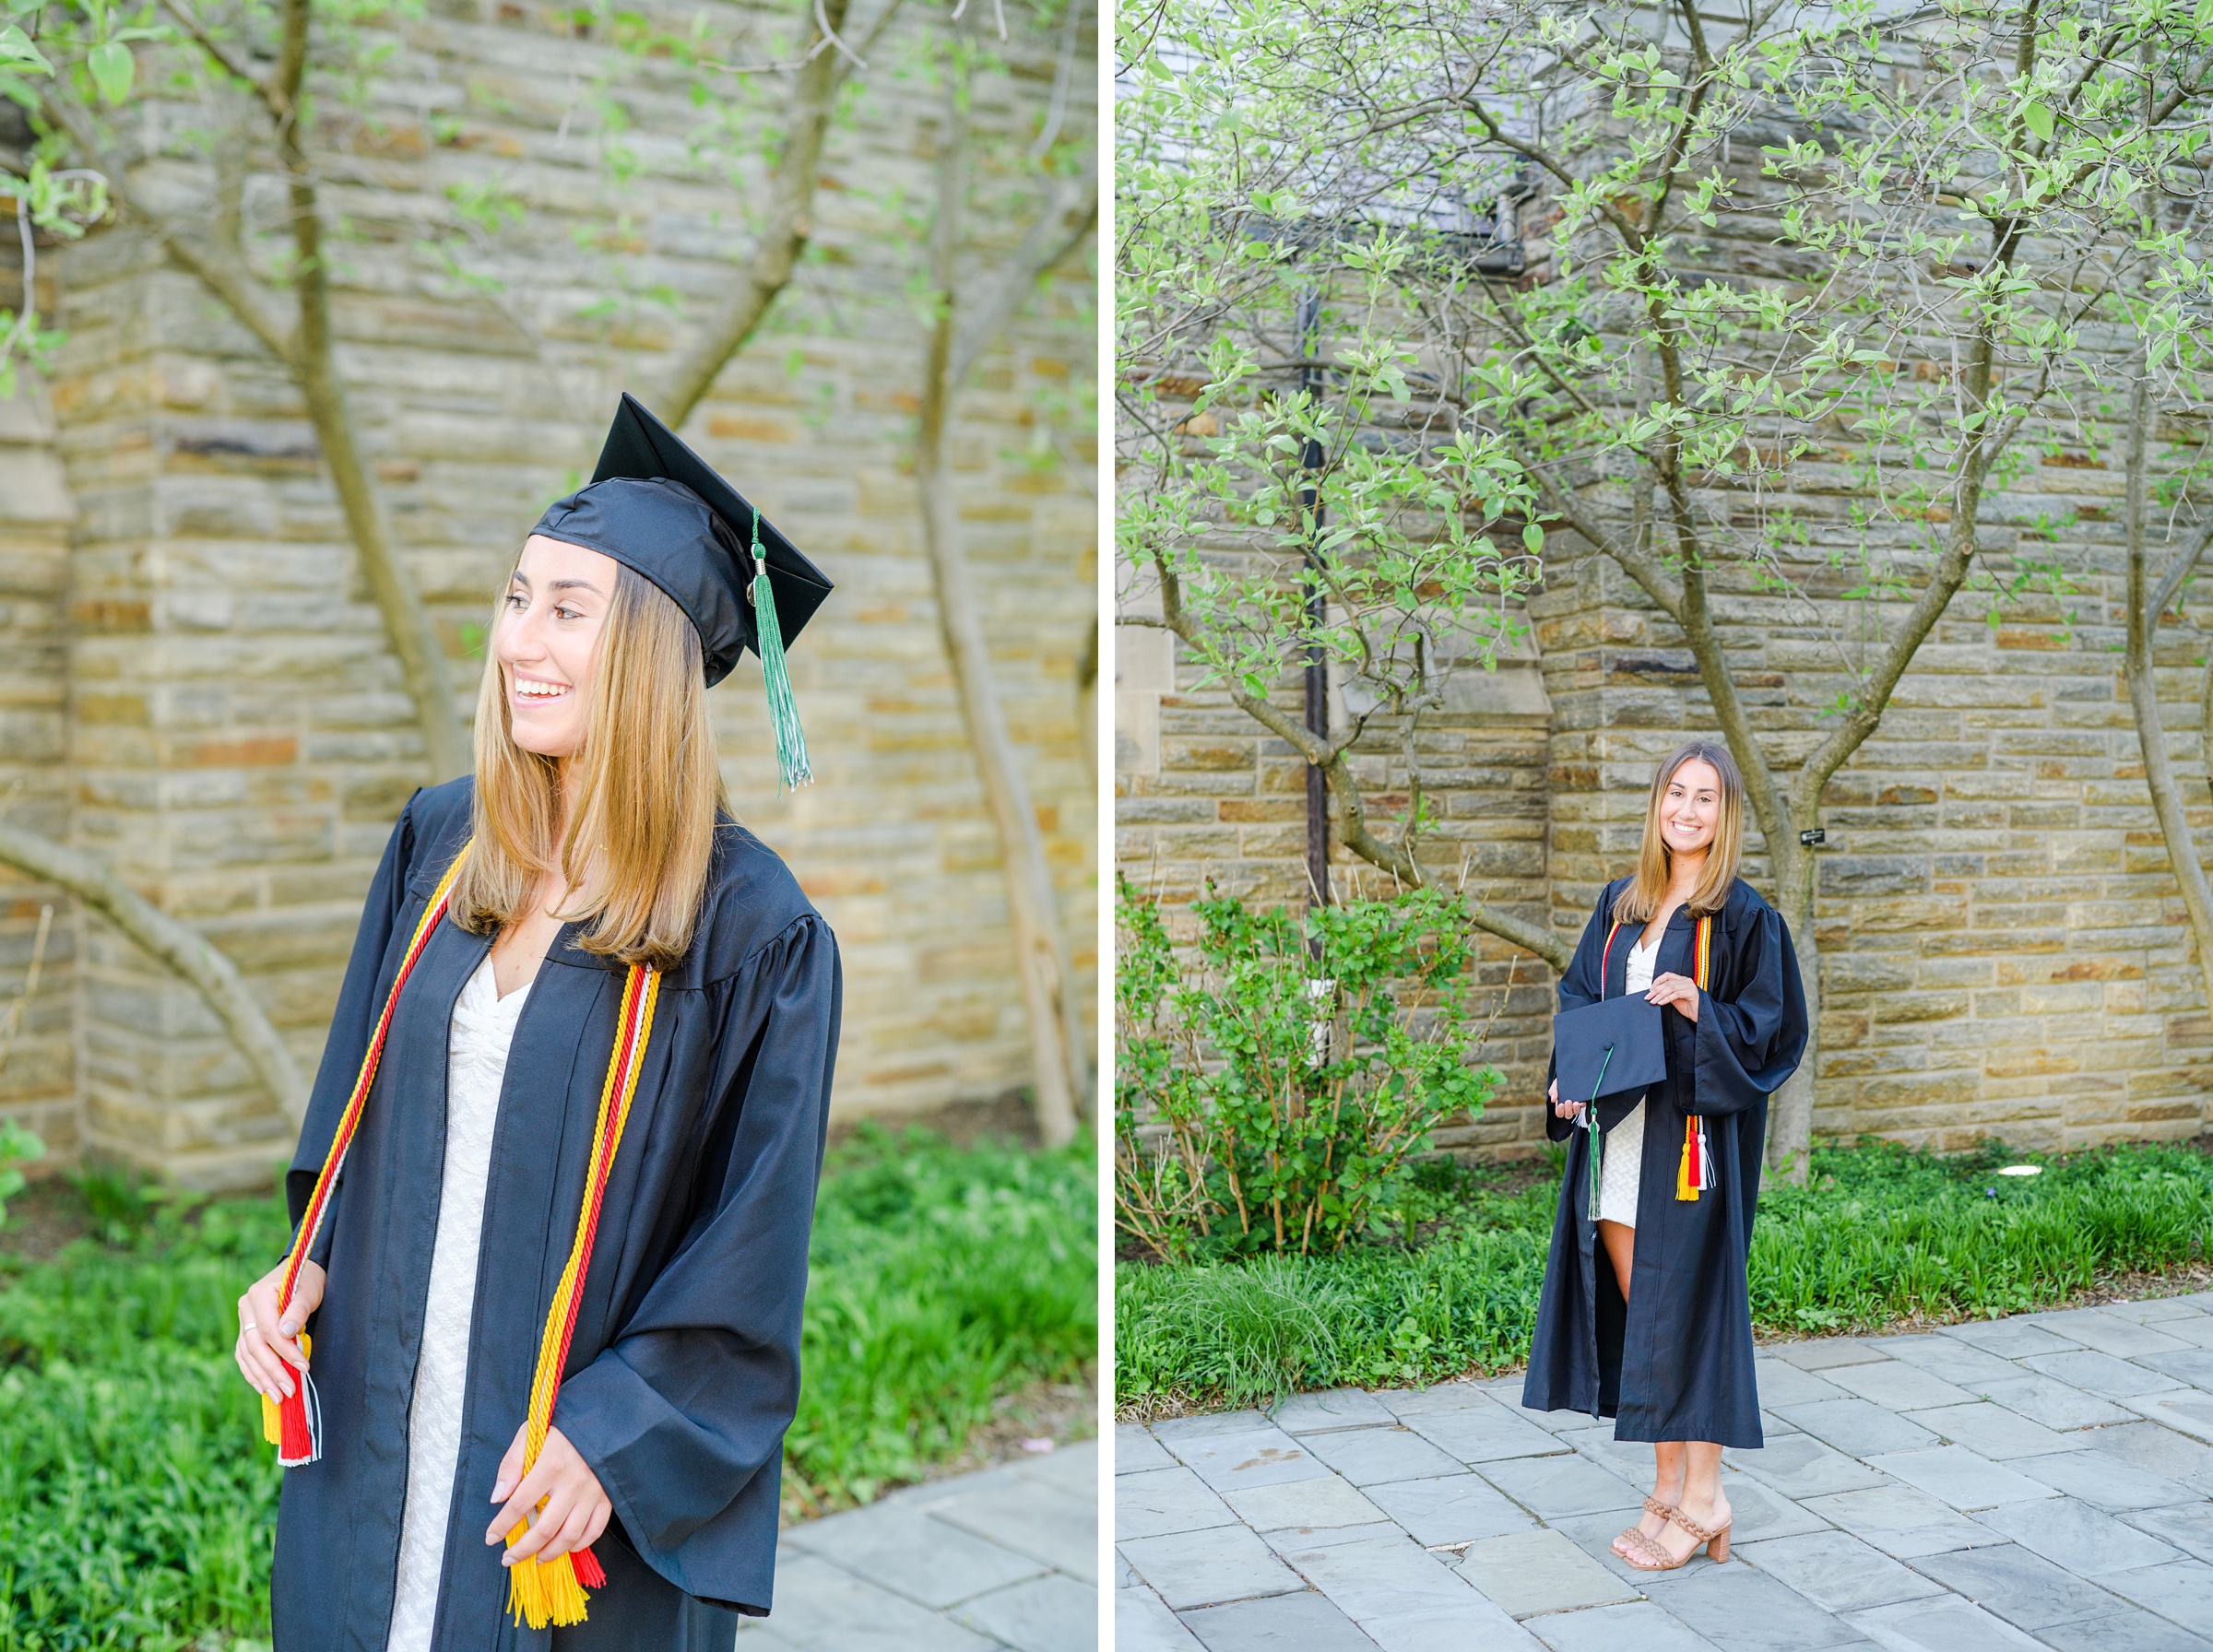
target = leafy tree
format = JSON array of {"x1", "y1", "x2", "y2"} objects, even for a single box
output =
[{"x1": 1118, "y1": 0, "x2": 2213, "y2": 1177}]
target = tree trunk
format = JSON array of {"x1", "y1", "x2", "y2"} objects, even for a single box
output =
[
  {"x1": 916, "y1": 43, "x2": 1088, "y2": 1146},
  {"x1": 0, "y1": 822, "x2": 304, "y2": 1119},
  {"x1": 649, "y1": 0, "x2": 871, "y2": 428},
  {"x1": 2123, "y1": 375, "x2": 2213, "y2": 1016},
  {"x1": 272, "y1": 0, "x2": 468, "y2": 782}
]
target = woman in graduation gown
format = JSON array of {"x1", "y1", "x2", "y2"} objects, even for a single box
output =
[
  {"x1": 1521, "y1": 739, "x2": 1806, "y2": 1572},
  {"x1": 231, "y1": 395, "x2": 842, "y2": 1649}
]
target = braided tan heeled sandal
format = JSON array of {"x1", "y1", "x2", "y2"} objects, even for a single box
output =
[
  {"x1": 1666, "y1": 1504, "x2": 1733, "y2": 1565},
  {"x1": 1620, "y1": 1501, "x2": 1732, "y2": 1571},
  {"x1": 1612, "y1": 1495, "x2": 1678, "y2": 1562}
]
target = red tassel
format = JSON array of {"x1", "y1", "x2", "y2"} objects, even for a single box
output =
[
  {"x1": 572, "y1": 1546, "x2": 607, "y2": 1589},
  {"x1": 278, "y1": 1388, "x2": 311, "y2": 1460}
]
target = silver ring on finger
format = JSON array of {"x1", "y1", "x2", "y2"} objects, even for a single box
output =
[{"x1": 242, "y1": 1319, "x2": 257, "y2": 1332}]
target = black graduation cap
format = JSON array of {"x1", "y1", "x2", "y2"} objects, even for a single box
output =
[
  {"x1": 1552, "y1": 995, "x2": 1667, "y2": 1105},
  {"x1": 529, "y1": 392, "x2": 834, "y2": 786}
]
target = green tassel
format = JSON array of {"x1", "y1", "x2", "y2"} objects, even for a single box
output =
[{"x1": 751, "y1": 568, "x2": 812, "y2": 790}]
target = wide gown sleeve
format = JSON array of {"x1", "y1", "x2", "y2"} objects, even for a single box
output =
[
  {"x1": 285, "y1": 787, "x2": 424, "y2": 1260},
  {"x1": 1689, "y1": 900, "x2": 1808, "y2": 1117},
  {"x1": 551, "y1": 913, "x2": 842, "y2": 1591},
  {"x1": 1544, "y1": 885, "x2": 1615, "y2": 1144}
]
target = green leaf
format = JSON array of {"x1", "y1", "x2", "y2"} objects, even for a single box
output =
[
  {"x1": 1522, "y1": 523, "x2": 1544, "y2": 553},
  {"x1": 0, "y1": 22, "x2": 53, "y2": 75},
  {"x1": 89, "y1": 40, "x2": 134, "y2": 105},
  {"x1": 2021, "y1": 100, "x2": 2053, "y2": 141}
]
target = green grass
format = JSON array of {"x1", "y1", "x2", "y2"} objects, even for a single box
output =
[
  {"x1": 0, "y1": 1124, "x2": 1095, "y2": 1651},
  {"x1": 1117, "y1": 1138, "x2": 2213, "y2": 1413}
]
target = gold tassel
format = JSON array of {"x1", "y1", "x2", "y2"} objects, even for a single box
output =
[
  {"x1": 1676, "y1": 1117, "x2": 1697, "y2": 1201},
  {"x1": 505, "y1": 1522, "x2": 591, "y2": 1628}
]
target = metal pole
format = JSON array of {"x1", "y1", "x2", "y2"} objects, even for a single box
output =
[{"x1": 1297, "y1": 290, "x2": 1330, "y2": 914}]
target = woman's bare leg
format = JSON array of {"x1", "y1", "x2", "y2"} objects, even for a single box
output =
[
  {"x1": 1594, "y1": 1221, "x2": 1681, "y2": 1555},
  {"x1": 1651, "y1": 1441, "x2": 1731, "y2": 1564}
]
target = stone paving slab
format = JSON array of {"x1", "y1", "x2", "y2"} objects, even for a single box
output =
[
  {"x1": 747, "y1": 1440, "x2": 1096, "y2": 1652},
  {"x1": 1117, "y1": 1302, "x2": 2213, "y2": 1651}
]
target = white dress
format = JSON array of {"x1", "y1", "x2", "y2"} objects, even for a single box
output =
[
  {"x1": 1596, "y1": 933, "x2": 1659, "y2": 1227},
  {"x1": 385, "y1": 952, "x2": 532, "y2": 1652}
]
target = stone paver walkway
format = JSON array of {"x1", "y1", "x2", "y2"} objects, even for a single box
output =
[
  {"x1": 1116, "y1": 1298, "x2": 2213, "y2": 1651},
  {"x1": 739, "y1": 1438, "x2": 1097, "y2": 1651}
]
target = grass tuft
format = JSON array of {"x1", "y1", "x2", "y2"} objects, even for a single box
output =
[
  {"x1": 1117, "y1": 1138, "x2": 2213, "y2": 1414},
  {"x1": 0, "y1": 1123, "x2": 1094, "y2": 1649}
]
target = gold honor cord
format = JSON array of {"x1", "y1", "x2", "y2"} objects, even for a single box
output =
[{"x1": 503, "y1": 960, "x2": 661, "y2": 1629}]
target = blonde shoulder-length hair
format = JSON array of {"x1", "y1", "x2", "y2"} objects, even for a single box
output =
[
  {"x1": 1610, "y1": 739, "x2": 1745, "y2": 926},
  {"x1": 448, "y1": 551, "x2": 728, "y2": 970}
]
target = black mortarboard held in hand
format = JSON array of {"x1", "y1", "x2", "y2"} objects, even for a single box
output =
[
  {"x1": 1553, "y1": 995, "x2": 1667, "y2": 1215},
  {"x1": 528, "y1": 391, "x2": 834, "y2": 788}
]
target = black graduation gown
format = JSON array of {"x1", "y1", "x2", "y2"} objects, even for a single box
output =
[
  {"x1": 270, "y1": 776, "x2": 842, "y2": 1651},
  {"x1": 1520, "y1": 876, "x2": 1806, "y2": 1448}
]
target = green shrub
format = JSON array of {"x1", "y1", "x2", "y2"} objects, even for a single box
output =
[
  {"x1": 1116, "y1": 878, "x2": 1502, "y2": 1260},
  {"x1": 1117, "y1": 1138, "x2": 2213, "y2": 1410},
  {"x1": 0, "y1": 1125, "x2": 1095, "y2": 1648}
]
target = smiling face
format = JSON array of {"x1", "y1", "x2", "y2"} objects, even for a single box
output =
[
  {"x1": 1659, "y1": 757, "x2": 1722, "y2": 860},
  {"x1": 494, "y1": 535, "x2": 622, "y2": 761}
]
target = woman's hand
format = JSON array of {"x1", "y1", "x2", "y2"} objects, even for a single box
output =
[
  {"x1": 1550, "y1": 1077, "x2": 1584, "y2": 1122},
  {"x1": 236, "y1": 1257, "x2": 323, "y2": 1402},
  {"x1": 1647, "y1": 972, "x2": 1700, "y2": 1022},
  {"x1": 487, "y1": 1422, "x2": 612, "y2": 1565}
]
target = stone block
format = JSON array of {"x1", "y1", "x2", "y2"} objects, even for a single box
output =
[
  {"x1": 782, "y1": 1501, "x2": 1047, "y2": 1609},
  {"x1": 1637, "y1": 1558, "x2": 1874, "y2": 1650},
  {"x1": 1733, "y1": 1529, "x2": 1947, "y2": 1613},
  {"x1": 1221, "y1": 1476, "x2": 1385, "y2": 1534},
  {"x1": 1116, "y1": 1467, "x2": 1237, "y2": 1540},
  {"x1": 1825, "y1": 1362, "x2": 1978, "y2": 1413},
  {"x1": 950, "y1": 1573, "x2": 1094, "y2": 1652},
  {"x1": 1266, "y1": 1523, "x2": 1539, "y2": 1649},
  {"x1": 1910, "y1": 1543, "x2": 2127, "y2": 1631},
  {"x1": 1861, "y1": 1446, "x2": 2057, "y2": 1512},
  {"x1": 1178, "y1": 1589, "x2": 1378, "y2": 1651},
  {"x1": 1800, "y1": 1484, "x2": 2001, "y2": 1559},
  {"x1": 1117, "y1": 1425, "x2": 1174, "y2": 1475},
  {"x1": 1769, "y1": 1399, "x2": 1940, "y2": 1459},
  {"x1": 2030, "y1": 1608, "x2": 2213, "y2": 1652},
  {"x1": 1362, "y1": 1474, "x2": 1540, "y2": 1547},
  {"x1": 1117, "y1": 1524, "x2": 1304, "y2": 1612},
  {"x1": 1840, "y1": 1594, "x2": 2048, "y2": 1652},
  {"x1": 917, "y1": 1472, "x2": 1095, "y2": 1585},
  {"x1": 2122, "y1": 1503, "x2": 2213, "y2": 1562},
  {"x1": 1158, "y1": 1422, "x2": 1329, "y2": 1493},
  {"x1": 1522, "y1": 1600, "x2": 1710, "y2": 1652},
  {"x1": 2027, "y1": 1309, "x2": 2204, "y2": 1362},
  {"x1": 753, "y1": 1553, "x2": 1002, "y2": 1651},
  {"x1": 1722, "y1": 1433, "x2": 1895, "y2": 1501},
  {"x1": 1474, "y1": 1453, "x2": 1642, "y2": 1521},
  {"x1": 1303, "y1": 1427, "x2": 1465, "y2": 1488},
  {"x1": 1981, "y1": 1375, "x2": 2139, "y2": 1432},
  {"x1": 1906, "y1": 1403, "x2": 2085, "y2": 1461},
  {"x1": 1116, "y1": 1586, "x2": 1204, "y2": 1652},
  {"x1": 1971, "y1": 1495, "x2": 2185, "y2": 1575},
  {"x1": 1453, "y1": 1528, "x2": 1643, "y2": 1619},
  {"x1": 2019, "y1": 1351, "x2": 2190, "y2": 1400},
  {"x1": 1385, "y1": 1389, "x2": 1567, "y2": 1464}
]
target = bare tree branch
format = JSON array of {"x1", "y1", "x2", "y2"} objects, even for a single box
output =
[{"x1": 0, "y1": 821, "x2": 304, "y2": 1120}]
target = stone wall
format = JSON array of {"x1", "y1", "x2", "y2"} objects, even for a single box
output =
[
  {"x1": 0, "y1": 381, "x2": 80, "y2": 1161},
  {"x1": 1117, "y1": 396, "x2": 2213, "y2": 1161},
  {"x1": 0, "y1": 0, "x2": 1097, "y2": 1186}
]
